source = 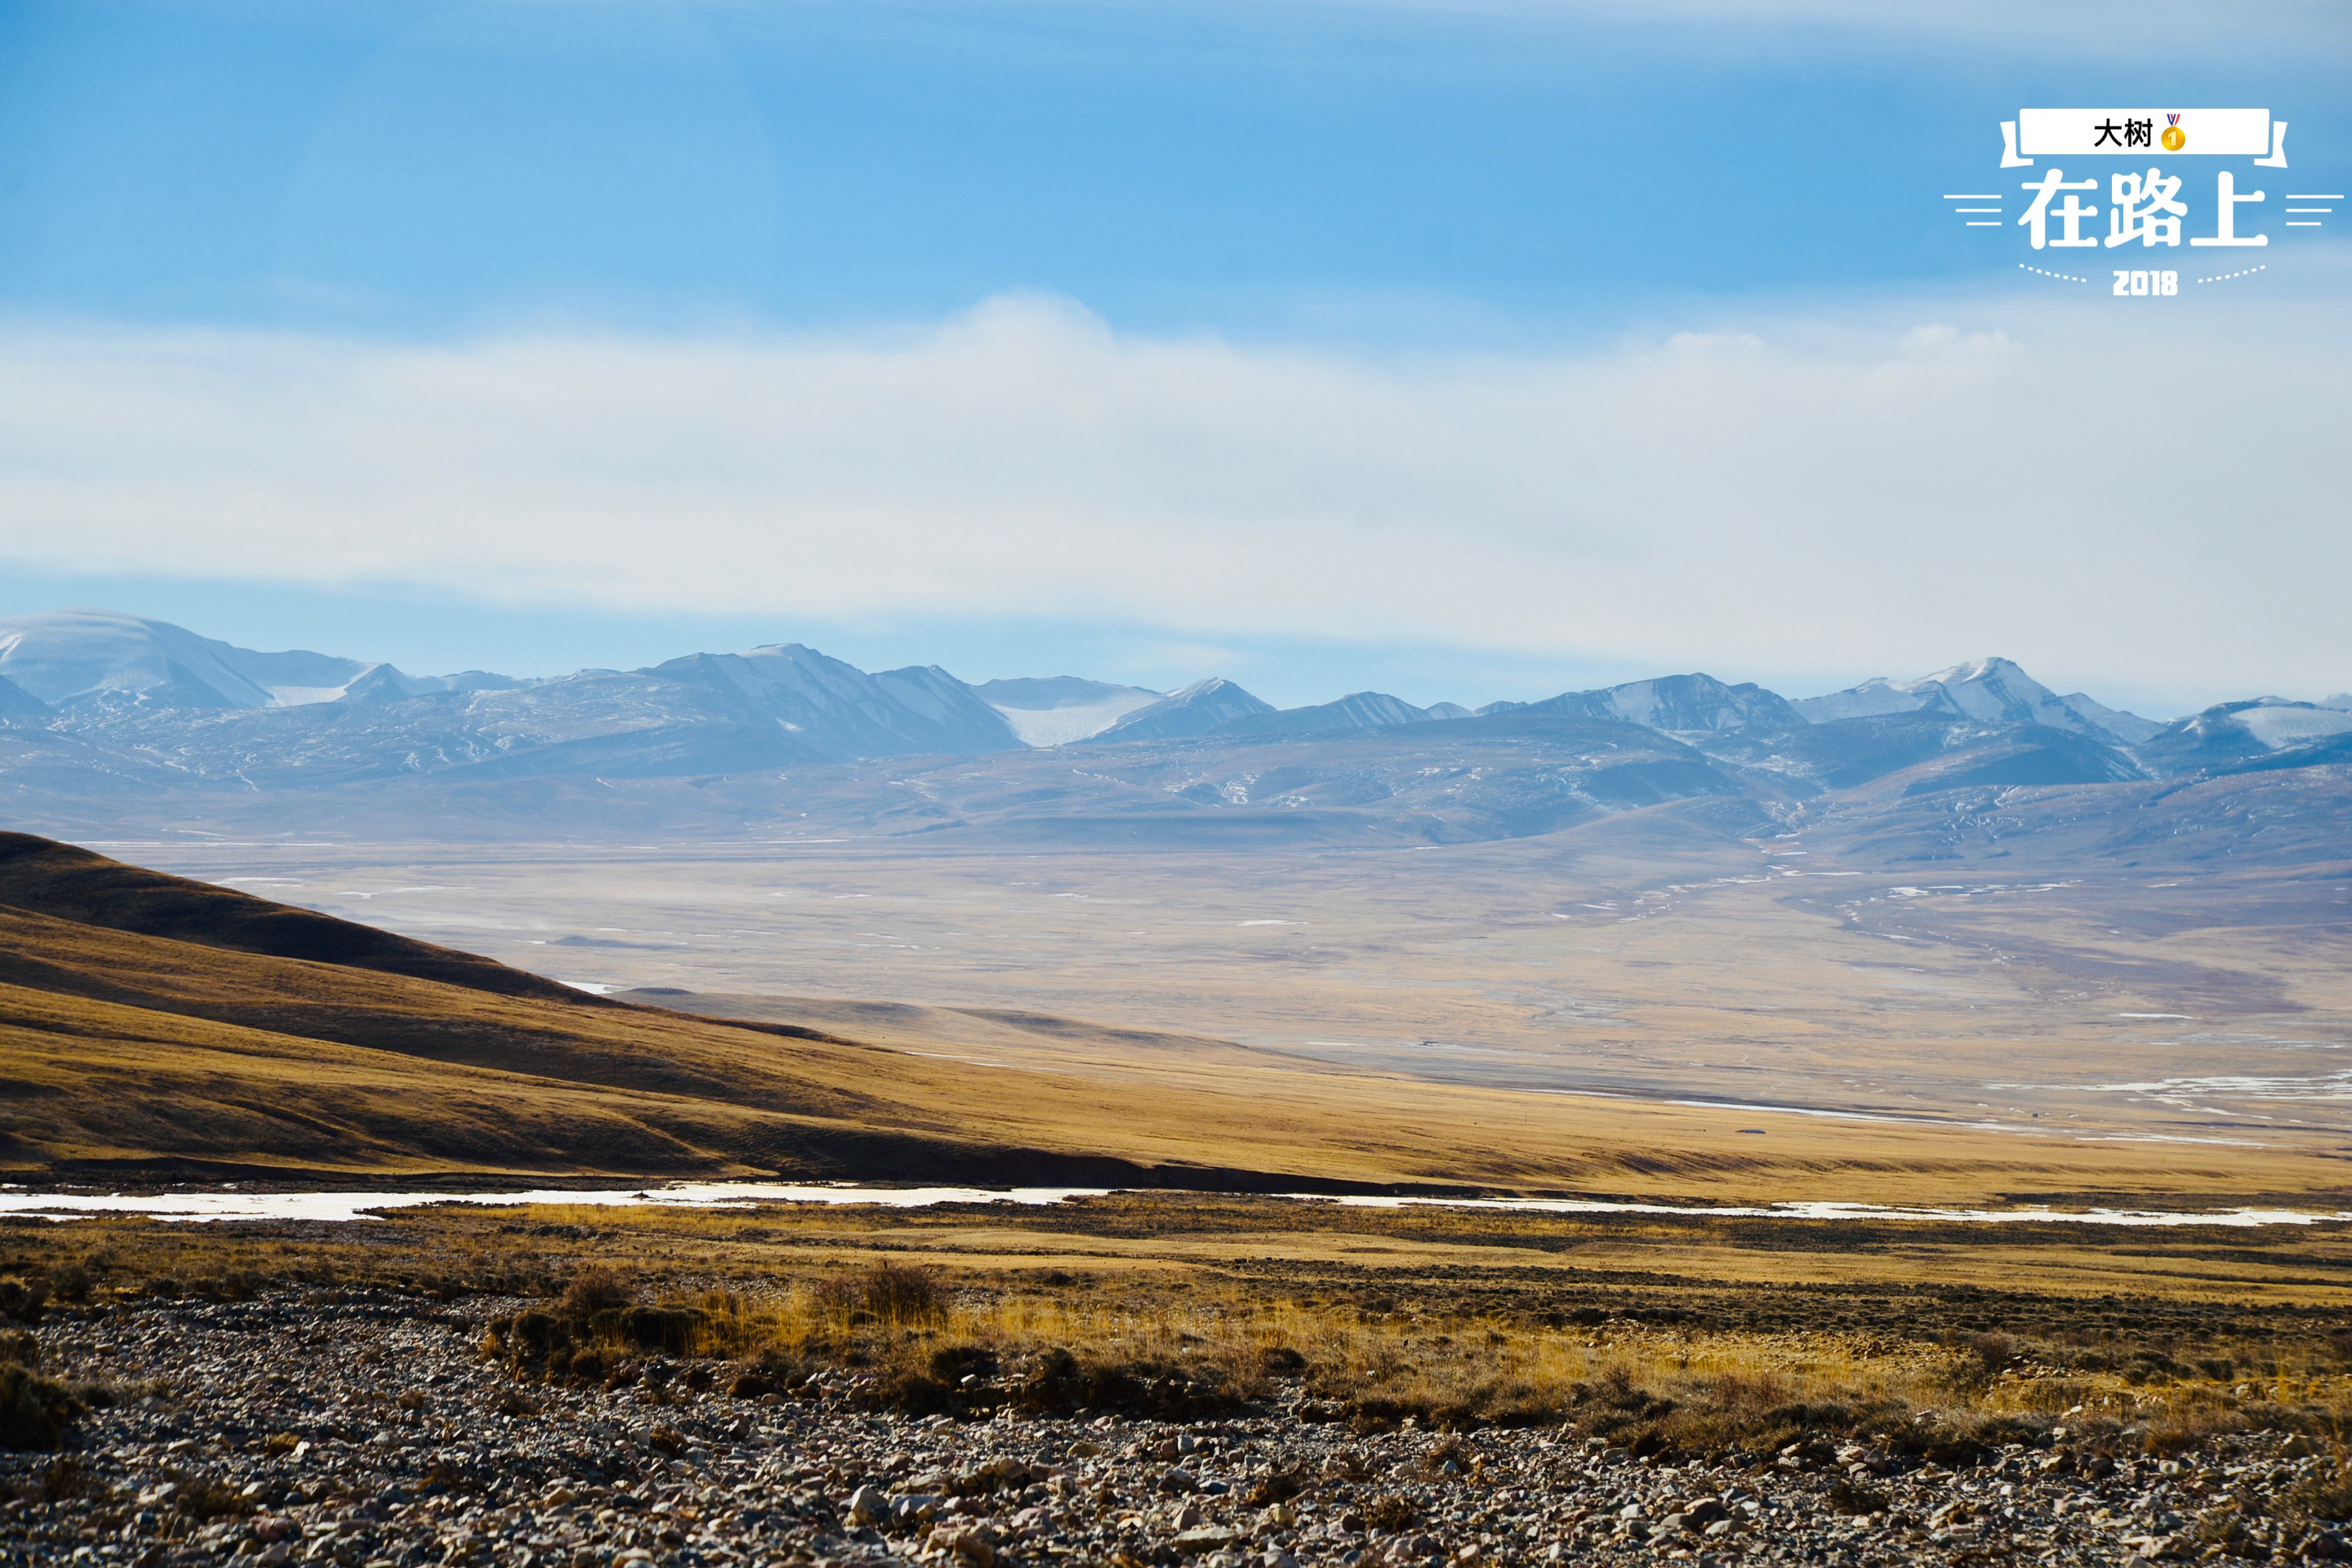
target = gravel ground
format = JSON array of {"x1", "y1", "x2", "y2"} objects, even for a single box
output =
[{"x1": 3, "y1": 1290, "x2": 2341, "y2": 1568}]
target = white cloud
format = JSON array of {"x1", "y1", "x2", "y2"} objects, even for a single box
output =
[{"x1": 2, "y1": 281, "x2": 2347, "y2": 705}]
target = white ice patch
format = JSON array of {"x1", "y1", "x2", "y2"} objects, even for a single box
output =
[
  {"x1": 265, "y1": 684, "x2": 358, "y2": 706},
  {"x1": 0, "y1": 1181, "x2": 2337, "y2": 1227},
  {"x1": 992, "y1": 692, "x2": 1165, "y2": 746},
  {"x1": 2238, "y1": 705, "x2": 2352, "y2": 750}
]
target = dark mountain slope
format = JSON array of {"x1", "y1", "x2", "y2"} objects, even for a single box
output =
[{"x1": 0, "y1": 831, "x2": 594, "y2": 1004}]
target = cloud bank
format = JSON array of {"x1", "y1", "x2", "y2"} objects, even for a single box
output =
[{"x1": 2, "y1": 287, "x2": 2346, "y2": 702}]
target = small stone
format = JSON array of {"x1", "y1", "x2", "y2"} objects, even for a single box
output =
[
  {"x1": 1173, "y1": 1526, "x2": 1240, "y2": 1555},
  {"x1": 942, "y1": 1529, "x2": 998, "y2": 1568}
]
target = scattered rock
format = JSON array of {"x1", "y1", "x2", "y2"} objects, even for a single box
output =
[{"x1": 0, "y1": 1285, "x2": 2329, "y2": 1568}]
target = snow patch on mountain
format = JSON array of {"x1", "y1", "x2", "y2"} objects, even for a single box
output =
[
  {"x1": 0, "y1": 608, "x2": 326, "y2": 707},
  {"x1": 2237, "y1": 704, "x2": 2352, "y2": 751},
  {"x1": 973, "y1": 677, "x2": 1165, "y2": 746}
]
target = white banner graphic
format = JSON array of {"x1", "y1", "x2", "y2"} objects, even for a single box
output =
[{"x1": 2017, "y1": 109, "x2": 2272, "y2": 158}]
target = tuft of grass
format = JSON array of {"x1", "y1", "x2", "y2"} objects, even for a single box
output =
[
  {"x1": 172, "y1": 1476, "x2": 254, "y2": 1521},
  {"x1": 0, "y1": 1277, "x2": 48, "y2": 1324},
  {"x1": 0, "y1": 1361, "x2": 84, "y2": 1451},
  {"x1": 559, "y1": 1267, "x2": 635, "y2": 1316},
  {"x1": 42, "y1": 1263, "x2": 92, "y2": 1306},
  {"x1": 811, "y1": 1263, "x2": 948, "y2": 1328}
]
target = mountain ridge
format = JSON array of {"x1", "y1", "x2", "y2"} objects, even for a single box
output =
[{"x1": 2, "y1": 612, "x2": 2344, "y2": 840}]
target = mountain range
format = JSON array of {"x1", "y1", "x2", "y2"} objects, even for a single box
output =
[{"x1": 2, "y1": 608, "x2": 2350, "y2": 844}]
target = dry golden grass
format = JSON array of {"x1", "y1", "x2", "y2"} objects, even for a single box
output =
[{"x1": 14, "y1": 1190, "x2": 2352, "y2": 1463}]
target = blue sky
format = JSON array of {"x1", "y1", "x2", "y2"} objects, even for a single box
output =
[{"x1": 2, "y1": 0, "x2": 2347, "y2": 713}]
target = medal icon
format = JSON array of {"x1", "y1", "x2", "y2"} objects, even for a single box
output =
[{"x1": 2162, "y1": 114, "x2": 2185, "y2": 152}]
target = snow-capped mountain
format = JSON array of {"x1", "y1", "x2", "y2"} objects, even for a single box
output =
[
  {"x1": 5, "y1": 610, "x2": 2344, "y2": 831},
  {"x1": 973, "y1": 677, "x2": 1165, "y2": 746},
  {"x1": 2136, "y1": 698, "x2": 2352, "y2": 773},
  {"x1": 0, "y1": 612, "x2": 1022, "y2": 764},
  {"x1": 1506, "y1": 673, "x2": 1802, "y2": 733},
  {"x1": 1216, "y1": 690, "x2": 1446, "y2": 738},
  {"x1": 642, "y1": 646, "x2": 1022, "y2": 757},
  {"x1": 0, "y1": 608, "x2": 532, "y2": 711},
  {"x1": 1793, "y1": 657, "x2": 2162, "y2": 746},
  {"x1": 1102, "y1": 678, "x2": 1276, "y2": 741},
  {"x1": 0, "y1": 608, "x2": 380, "y2": 709},
  {"x1": 338, "y1": 665, "x2": 530, "y2": 705}
]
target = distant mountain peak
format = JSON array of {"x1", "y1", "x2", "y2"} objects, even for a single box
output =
[
  {"x1": 1526, "y1": 671, "x2": 1800, "y2": 734},
  {"x1": 1923, "y1": 654, "x2": 2023, "y2": 685},
  {"x1": 1794, "y1": 657, "x2": 2159, "y2": 746},
  {"x1": 1101, "y1": 677, "x2": 1275, "y2": 742},
  {"x1": 1212, "y1": 690, "x2": 1439, "y2": 740}
]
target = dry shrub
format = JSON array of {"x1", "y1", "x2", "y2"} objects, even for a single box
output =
[
  {"x1": 1826, "y1": 1477, "x2": 1889, "y2": 1516},
  {"x1": 813, "y1": 1263, "x2": 947, "y2": 1327},
  {"x1": 24, "y1": 1455, "x2": 89, "y2": 1503},
  {"x1": 1937, "y1": 1332, "x2": 2018, "y2": 1395},
  {"x1": 0, "y1": 1278, "x2": 47, "y2": 1324},
  {"x1": 173, "y1": 1476, "x2": 253, "y2": 1521},
  {"x1": 488, "y1": 1267, "x2": 709, "y2": 1382},
  {"x1": 560, "y1": 1268, "x2": 635, "y2": 1317},
  {"x1": 1366, "y1": 1494, "x2": 1419, "y2": 1531},
  {"x1": 2283, "y1": 1459, "x2": 2352, "y2": 1526},
  {"x1": 43, "y1": 1264, "x2": 92, "y2": 1306},
  {"x1": 2145, "y1": 1392, "x2": 2254, "y2": 1457},
  {"x1": 0, "y1": 1362, "x2": 83, "y2": 1451}
]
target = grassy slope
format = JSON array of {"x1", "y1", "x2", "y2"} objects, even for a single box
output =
[{"x1": 1, "y1": 831, "x2": 2345, "y2": 1203}]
